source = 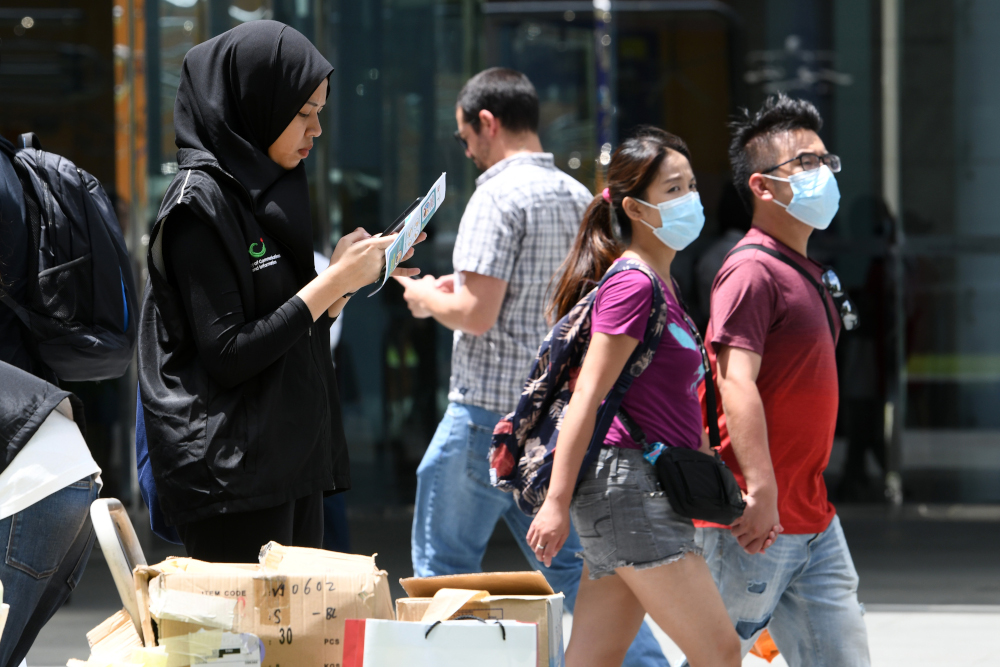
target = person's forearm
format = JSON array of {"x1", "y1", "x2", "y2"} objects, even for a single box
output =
[
  {"x1": 328, "y1": 295, "x2": 350, "y2": 318},
  {"x1": 298, "y1": 266, "x2": 354, "y2": 321},
  {"x1": 545, "y1": 391, "x2": 601, "y2": 507},
  {"x1": 198, "y1": 296, "x2": 314, "y2": 388},
  {"x1": 421, "y1": 289, "x2": 478, "y2": 333},
  {"x1": 719, "y1": 377, "x2": 776, "y2": 495}
]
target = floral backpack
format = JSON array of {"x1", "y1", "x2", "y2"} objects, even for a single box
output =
[{"x1": 488, "y1": 259, "x2": 668, "y2": 516}]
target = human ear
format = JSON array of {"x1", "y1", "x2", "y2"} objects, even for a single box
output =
[
  {"x1": 478, "y1": 109, "x2": 499, "y2": 137},
  {"x1": 621, "y1": 196, "x2": 647, "y2": 224},
  {"x1": 748, "y1": 173, "x2": 774, "y2": 202}
]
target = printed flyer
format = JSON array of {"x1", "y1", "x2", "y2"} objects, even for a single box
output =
[{"x1": 370, "y1": 172, "x2": 446, "y2": 295}]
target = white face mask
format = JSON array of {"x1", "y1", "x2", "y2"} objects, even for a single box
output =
[
  {"x1": 633, "y1": 192, "x2": 706, "y2": 251},
  {"x1": 762, "y1": 165, "x2": 841, "y2": 230}
]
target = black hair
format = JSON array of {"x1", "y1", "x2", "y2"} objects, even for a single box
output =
[
  {"x1": 549, "y1": 125, "x2": 691, "y2": 321},
  {"x1": 457, "y1": 67, "x2": 539, "y2": 134},
  {"x1": 728, "y1": 93, "x2": 823, "y2": 212}
]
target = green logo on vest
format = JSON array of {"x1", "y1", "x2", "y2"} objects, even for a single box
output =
[{"x1": 249, "y1": 238, "x2": 266, "y2": 258}]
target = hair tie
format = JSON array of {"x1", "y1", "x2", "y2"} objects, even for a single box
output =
[{"x1": 602, "y1": 187, "x2": 611, "y2": 202}]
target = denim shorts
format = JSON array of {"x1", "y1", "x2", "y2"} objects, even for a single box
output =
[{"x1": 570, "y1": 446, "x2": 701, "y2": 579}]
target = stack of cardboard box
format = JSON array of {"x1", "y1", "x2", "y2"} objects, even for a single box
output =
[
  {"x1": 67, "y1": 542, "x2": 563, "y2": 667},
  {"x1": 68, "y1": 543, "x2": 394, "y2": 667}
]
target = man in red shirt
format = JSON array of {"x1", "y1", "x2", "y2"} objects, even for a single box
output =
[{"x1": 698, "y1": 94, "x2": 871, "y2": 665}]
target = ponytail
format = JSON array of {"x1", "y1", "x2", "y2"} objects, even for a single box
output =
[
  {"x1": 548, "y1": 126, "x2": 692, "y2": 322},
  {"x1": 547, "y1": 192, "x2": 629, "y2": 322}
]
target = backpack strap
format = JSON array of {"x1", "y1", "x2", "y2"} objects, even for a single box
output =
[
  {"x1": 0, "y1": 138, "x2": 40, "y2": 330},
  {"x1": 18, "y1": 133, "x2": 42, "y2": 150},
  {"x1": 584, "y1": 260, "x2": 669, "y2": 463},
  {"x1": 0, "y1": 294, "x2": 31, "y2": 329},
  {"x1": 0, "y1": 136, "x2": 14, "y2": 160},
  {"x1": 726, "y1": 244, "x2": 837, "y2": 342}
]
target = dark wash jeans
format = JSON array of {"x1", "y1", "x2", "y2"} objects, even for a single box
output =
[{"x1": 0, "y1": 476, "x2": 99, "y2": 667}]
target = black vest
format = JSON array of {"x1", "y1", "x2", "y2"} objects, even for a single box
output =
[{"x1": 138, "y1": 148, "x2": 349, "y2": 526}]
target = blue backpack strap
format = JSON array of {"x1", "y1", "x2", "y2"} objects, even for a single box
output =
[{"x1": 135, "y1": 387, "x2": 183, "y2": 544}]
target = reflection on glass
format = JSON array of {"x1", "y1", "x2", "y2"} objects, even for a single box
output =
[{"x1": 486, "y1": 15, "x2": 598, "y2": 188}]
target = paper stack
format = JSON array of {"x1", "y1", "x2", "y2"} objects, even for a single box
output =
[{"x1": 65, "y1": 608, "x2": 159, "y2": 667}]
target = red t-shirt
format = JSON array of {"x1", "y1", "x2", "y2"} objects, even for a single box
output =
[{"x1": 700, "y1": 227, "x2": 839, "y2": 534}]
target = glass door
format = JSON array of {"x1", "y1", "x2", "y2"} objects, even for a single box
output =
[
  {"x1": 898, "y1": 0, "x2": 1000, "y2": 503},
  {"x1": 483, "y1": 4, "x2": 602, "y2": 188}
]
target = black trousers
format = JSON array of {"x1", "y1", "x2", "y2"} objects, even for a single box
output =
[{"x1": 177, "y1": 492, "x2": 324, "y2": 563}]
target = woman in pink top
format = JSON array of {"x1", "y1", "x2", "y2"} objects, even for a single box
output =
[{"x1": 527, "y1": 128, "x2": 742, "y2": 667}]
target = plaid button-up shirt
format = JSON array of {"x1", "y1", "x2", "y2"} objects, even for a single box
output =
[{"x1": 448, "y1": 152, "x2": 593, "y2": 415}]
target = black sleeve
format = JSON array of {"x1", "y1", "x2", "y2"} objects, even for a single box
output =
[
  {"x1": 0, "y1": 148, "x2": 35, "y2": 376},
  {"x1": 162, "y1": 210, "x2": 314, "y2": 388}
]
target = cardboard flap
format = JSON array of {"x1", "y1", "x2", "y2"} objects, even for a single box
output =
[
  {"x1": 147, "y1": 558, "x2": 256, "y2": 577},
  {"x1": 420, "y1": 588, "x2": 489, "y2": 623},
  {"x1": 133, "y1": 567, "x2": 159, "y2": 648},
  {"x1": 259, "y1": 542, "x2": 383, "y2": 574},
  {"x1": 400, "y1": 571, "x2": 554, "y2": 598}
]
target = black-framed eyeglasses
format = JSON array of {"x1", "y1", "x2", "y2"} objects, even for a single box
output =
[
  {"x1": 453, "y1": 130, "x2": 468, "y2": 152},
  {"x1": 762, "y1": 153, "x2": 841, "y2": 175},
  {"x1": 821, "y1": 268, "x2": 860, "y2": 331}
]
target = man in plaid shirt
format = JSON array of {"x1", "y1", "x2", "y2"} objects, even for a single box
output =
[{"x1": 397, "y1": 68, "x2": 668, "y2": 666}]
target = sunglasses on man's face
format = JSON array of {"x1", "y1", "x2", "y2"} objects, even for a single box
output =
[
  {"x1": 821, "y1": 268, "x2": 860, "y2": 331},
  {"x1": 453, "y1": 130, "x2": 469, "y2": 152}
]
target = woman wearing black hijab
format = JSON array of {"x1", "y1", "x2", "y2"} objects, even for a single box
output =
[{"x1": 138, "y1": 21, "x2": 418, "y2": 562}]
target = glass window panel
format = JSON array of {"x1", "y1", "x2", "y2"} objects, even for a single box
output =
[{"x1": 115, "y1": 0, "x2": 1000, "y2": 506}]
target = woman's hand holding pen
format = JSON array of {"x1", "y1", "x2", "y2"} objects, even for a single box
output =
[
  {"x1": 330, "y1": 228, "x2": 427, "y2": 290},
  {"x1": 320, "y1": 227, "x2": 375, "y2": 318},
  {"x1": 330, "y1": 227, "x2": 369, "y2": 266},
  {"x1": 330, "y1": 228, "x2": 395, "y2": 289},
  {"x1": 298, "y1": 229, "x2": 426, "y2": 320}
]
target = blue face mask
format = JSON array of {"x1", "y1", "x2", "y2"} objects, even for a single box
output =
[
  {"x1": 763, "y1": 165, "x2": 841, "y2": 230},
  {"x1": 634, "y1": 192, "x2": 705, "y2": 251}
]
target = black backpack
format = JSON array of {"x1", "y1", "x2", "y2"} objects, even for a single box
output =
[{"x1": 0, "y1": 133, "x2": 137, "y2": 382}]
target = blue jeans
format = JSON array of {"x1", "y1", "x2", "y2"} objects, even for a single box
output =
[
  {"x1": 0, "y1": 476, "x2": 99, "y2": 667},
  {"x1": 412, "y1": 402, "x2": 668, "y2": 667},
  {"x1": 695, "y1": 515, "x2": 870, "y2": 666}
]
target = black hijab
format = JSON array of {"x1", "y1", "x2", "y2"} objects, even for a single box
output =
[{"x1": 173, "y1": 20, "x2": 332, "y2": 277}]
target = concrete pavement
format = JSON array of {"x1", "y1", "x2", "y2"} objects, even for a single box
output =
[
  {"x1": 647, "y1": 605, "x2": 1000, "y2": 666},
  {"x1": 24, "y1": 504, "x2": 1000, "y2": 666}
]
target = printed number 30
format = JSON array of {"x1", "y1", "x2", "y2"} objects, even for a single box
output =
[{"x1": 279, "y1": 627, "x2": 293, "y2": 645}]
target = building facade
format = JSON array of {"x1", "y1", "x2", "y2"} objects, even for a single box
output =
[{"x1": 2, "y1": 0, "x2": 997, "y2": 509}]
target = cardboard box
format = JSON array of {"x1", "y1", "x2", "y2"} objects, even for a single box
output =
[
  {"x1": 134, "y1": 542, "x2": 394, "y2": 667},
  {"x1": 397, "y1": 572, "x2": 563, "y2": 667}
]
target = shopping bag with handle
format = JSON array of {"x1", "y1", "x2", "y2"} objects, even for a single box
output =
[
  {"x1": 343, "y1": 617, "x2": 536, "y2": 667},
  {"x1": 343, "y1": 587, "x2": 537, "y2": 667}
]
